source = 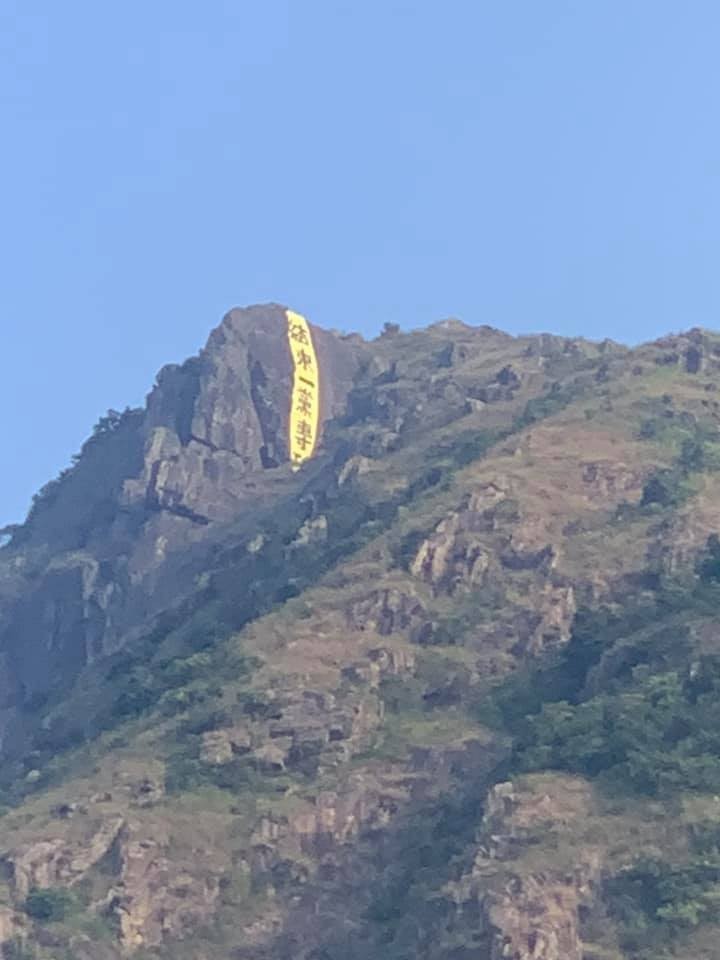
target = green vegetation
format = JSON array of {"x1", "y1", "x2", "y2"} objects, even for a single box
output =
[
  {"x1": 2, "y1": 940, "x2": 39, "y2": 960},
  {"x1": 607, "y1": 855, "x2": 720, "y2": 954},
  {"x1": 640, "y1": 466, "x2": 694, "y2": 507},
  {"x1": 513, "y1": 377, "x2": 587, "y2": 428},
  {"x1": 24, "y1": 887, "x2": 82, "y2": 923},
  {"x1": 518, "y1": 663, "x2": 720, "y2": 794},
  {"x1": 479, "y1": 561, "x2": 720, "y2": 796},
  {"x1": 455, "y1": 547, "x2": 720, "y2": 955}
]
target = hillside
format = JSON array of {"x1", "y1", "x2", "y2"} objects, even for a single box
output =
[{"x1": 2, "y1": 305, "x2": 720, "y2": 959}]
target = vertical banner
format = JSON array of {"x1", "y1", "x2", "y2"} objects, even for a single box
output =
[{"x1": 286, "y1": 309, "x2": 320, "y2": 470}]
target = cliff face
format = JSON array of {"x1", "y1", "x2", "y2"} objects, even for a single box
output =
[
  {"x1": 0, "y1": 305, "x2": 361, "y2": 755},
  {"x1": 2, "y1": 310, "x2": 720, "y2": 959}
]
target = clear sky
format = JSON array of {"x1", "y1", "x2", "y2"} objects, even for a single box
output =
[{"x1": 2, "y1": 1, "x2": 720, "y2": 528}]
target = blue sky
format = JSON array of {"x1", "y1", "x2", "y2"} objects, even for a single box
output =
[{"x1": 2, "y1": 1, "x2": 720, "y2": 527}]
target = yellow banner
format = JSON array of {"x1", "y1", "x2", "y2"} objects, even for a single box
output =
[{"x1": 286, "y1": 309, "x2": 320, "y2": 469}]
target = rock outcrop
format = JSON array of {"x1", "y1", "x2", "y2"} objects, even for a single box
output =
[
  {"x1": 110, "y1": 823, "x2": 223, "y2": 951},
  {"x1": 0, "y1": 305, "x2": 362, "y2": 757},
  {"x1": 450, "y1": 778, "x2": 601, "y2": 960},
  {"x1": 410, "y1": 481, "x2": 510, "y2": 593},
  {"x1": 3, "y1": 816, "x2": 125, "y2": 900}
]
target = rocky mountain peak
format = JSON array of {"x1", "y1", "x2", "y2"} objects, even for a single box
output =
[{"x1": 0, "y1": 306, "x2": 364, "y2": 754}]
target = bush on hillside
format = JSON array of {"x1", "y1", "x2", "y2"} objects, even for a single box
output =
[
  {"x1": 518, "y1": 659, "x2": 720, "y2": 795},
  {"x1": 24, "y1": 886, "x2": 81, "y2": 922}
]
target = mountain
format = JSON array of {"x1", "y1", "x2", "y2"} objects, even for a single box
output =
[{"x1": 2, "y1": 305, "x2": 720, "y2": 959}]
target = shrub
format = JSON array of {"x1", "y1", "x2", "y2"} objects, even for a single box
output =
[
  {"x1": 517, "y1": 659, "x2": 720, "y2": 796},
  {"x1": 2, "y1": 939, "x2": 37, "y2": 960},
  {"x1": 607, "y1": 855, "x2": 720, "y2": 951},
  {"x1": 640, "y1": 469, "x2": 690, "y2": 507},
  {"x1": 514, "y1": 380, "x2": 581, "y2": 428},
  {"x1": 698, "y1": 534, "x2": 720, "y2": 583},
  {"x1": 24, "y1": 886, "x2": 80, "y2": 922}
]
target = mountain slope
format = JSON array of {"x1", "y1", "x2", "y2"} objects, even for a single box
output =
[{"x1": 2, "y1": 308, "x2": 720, "y2": 959}]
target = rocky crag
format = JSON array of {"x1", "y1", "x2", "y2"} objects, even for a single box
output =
[{"x1": 2, "y1": 307, "x2": 720, "y2": 958}]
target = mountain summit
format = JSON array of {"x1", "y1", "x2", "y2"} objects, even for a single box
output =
[{"x1": 2, "y1": 309, "x2": 720, "y2": 959}]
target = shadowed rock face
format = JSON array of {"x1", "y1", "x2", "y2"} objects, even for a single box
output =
[
  {"x1": 124, "y1": 304, "x2": 358, "y2": 523},
  {"x1": 0, "y1": 305, "x2": 363, "y2": 753}
]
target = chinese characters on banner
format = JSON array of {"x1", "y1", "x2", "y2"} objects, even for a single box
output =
[{"x1": 286, "y1": 309, "x2": 320, "y2": 469}]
